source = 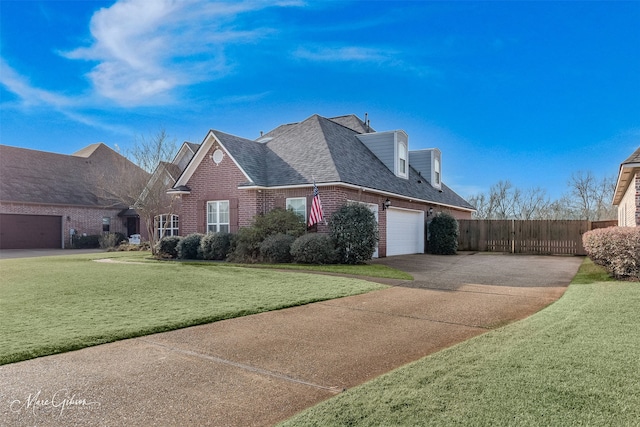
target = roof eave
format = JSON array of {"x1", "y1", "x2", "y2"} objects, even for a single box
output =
[
  {"x1": 240, "y1": 181, "x2": 475, "y2": 212},
  {"x1": 613, "y1": 162, "x2": 640, "y2": 205}
]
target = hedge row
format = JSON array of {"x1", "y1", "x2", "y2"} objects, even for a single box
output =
[
  {"x1": 155, "y1": 204, "x2": 378, "y2": 265},
  {"x1": 156, "y1": 231, "x2": 337, "y2": 264},
  {"x1": 582, "y1": 227, "x2": 640, "y2": 280}
]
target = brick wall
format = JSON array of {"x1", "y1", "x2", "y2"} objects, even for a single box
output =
[
  {"x1": 636, "y1": 172, "x2": 640, "y2": 227},
  {"x1": 178, "y1": 144, "x2": 259, "y2": 235},
  {"x1": 177, "y1": 144, "x2": 473, "y2": 254},
  {"x1": 0, "y1": 201, "x2": 127, "y2": 247}
]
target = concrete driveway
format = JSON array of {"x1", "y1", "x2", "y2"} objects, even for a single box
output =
[{"x1": 0, "y1": 253, "x2": 582, "y2": 426}]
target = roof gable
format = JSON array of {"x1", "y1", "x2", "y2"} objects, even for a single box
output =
[{"x1": 0, "y1": 143, "x2": 148, "y2": 208}]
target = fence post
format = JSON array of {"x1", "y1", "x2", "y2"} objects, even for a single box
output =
[{"x1": 511, "y1": 219, "x2": 515, "y2": 253}]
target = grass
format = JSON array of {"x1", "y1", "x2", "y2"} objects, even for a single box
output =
[
  {"x1": 0, "y1": 252, "x2": 386, "y2": 365},
  {"x1": 280, "y1": 258, "x2": 640, "y2": 426},
  {"x1": 224, "y1": 262, "x2": 413, "y2": 280}
]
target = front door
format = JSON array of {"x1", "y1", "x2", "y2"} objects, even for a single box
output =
[{"x1": 127, "y1": 217, "x2": 139, "y2": 237}]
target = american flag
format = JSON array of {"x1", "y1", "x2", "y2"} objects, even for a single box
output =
[{"x1": 308, "y1": 182, "x2": 324, "y2": 227}]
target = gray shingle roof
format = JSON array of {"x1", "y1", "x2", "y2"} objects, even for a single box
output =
[
  {"x1": 0, "y1": 143, "x2": 148, "y2": 207},
  {"x1": 199, "y1": 114, "x2": 472, "y2": 210},
  {"x1": 622, "y1": 146, "x2": 640, "y2": 165}
]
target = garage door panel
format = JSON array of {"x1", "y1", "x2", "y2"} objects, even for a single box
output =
[
  {"x1": 0, "y1": 214, "x2": 62, "y2": 249},
  {"x1": 387, "y1": 208, "x2": 424, "y2": 256}
]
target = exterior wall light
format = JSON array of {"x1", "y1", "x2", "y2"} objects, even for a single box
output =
[{"x1": 382, "y1": 198, "x2": 391, "y2": 210}]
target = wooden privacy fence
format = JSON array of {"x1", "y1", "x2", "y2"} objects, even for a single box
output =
[{"x1": 457, "y1": 220, "x2": 617, "y2": 256}]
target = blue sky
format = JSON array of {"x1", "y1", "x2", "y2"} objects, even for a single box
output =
[{"x1": 1, "y1": 0, "x2": 639, "y2": 200}]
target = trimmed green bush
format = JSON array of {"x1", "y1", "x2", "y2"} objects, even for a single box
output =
[
  {"x1": 200, "y1": 232, "x2": 232, "y2": 261},
  {"x1": 583, "y1": 227, "x2": 640, "y2": 279},
  {"x1": 260, "y1": 233, "x2": 296, "y2": 263},
  {"x1": 72, "y1": 234, "x2": 100, "y2": 249},
  {"x1": 157, "y1": 236, "x2": 182, "y2": 258},
  {"x1": 230, "y1": 208, "x2": 306, "y2": 263},
  {"x1": 330, "y1": 203, "x2": 378, "y2": 264},
  {"x1": 428, "y1": 213, "x2": 459, "y2": 255},
  {"x1": 228, "y1": 227, "x2": 262, "y2": 263},
  {"x1": 253, "y1": 208, "x2": 306, "y2": 239},
  {"x1": 177, "y1": 233, "x2": 204, "y2": 260},
  {"x1": 291, "y1": 233, "x2": 337, "y2": 264}
]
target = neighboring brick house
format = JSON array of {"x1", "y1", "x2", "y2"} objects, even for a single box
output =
[
  {"x1": 613, "y1": 146, "x2": 640, "y2": 227},
  {"x1": 168, "y1": 114, "x2": 474, "y2": 257},
  {"x1": 0, "y1": 143, "x2": 148, "y2": 249}
]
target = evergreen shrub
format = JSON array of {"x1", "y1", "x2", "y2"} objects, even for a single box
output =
[
  {"x1": 157, "y1": 236, "x2": 182, "y2": 258},
  {"x1": 200, "y1": 232, "x2": 232, "y2": 261},
  {"x1": 428, "y1": 213, "x2": 459, "y2": 255},
  {"x1": 329, "y1": 203, "x2": 378, "y2": 264},
  {"x1": 260, "y1": 233, "x2": 296, "y2": 263},
  {"x1": 177, "y1": 233, "x2": 204, "y2": 260},
  {"x1": 291, "y1": 233, "x2": 336, "y2": 264}
]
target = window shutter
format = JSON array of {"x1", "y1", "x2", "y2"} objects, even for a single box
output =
[
  {"x1": 197, "y1": 201, "x2": 205, "y2": 234},
  {"x1": 229, "y1": 198, "x2": 239, "y2": 233}
]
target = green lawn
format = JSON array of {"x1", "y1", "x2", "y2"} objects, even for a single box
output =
[
  {"x1": 0, "y1": 252, "x2": 387, "y2": 365},
  {"x1": 280, "y1": 258, "x2": 640, "y2": 426}
]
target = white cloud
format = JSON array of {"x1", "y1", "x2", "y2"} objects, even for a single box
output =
[
  {"x1": 293, "y1": 44, "x2": 438, "y2": 78},
  {"x1": 293, "y1": 46, "x2": 396, "y2": 64},
  {"x1": 0, "y1": 58, "x2": 73, "y2": 108},
  {"x1": 62, "y1": 0, "x2": 296, "y2": 106}
]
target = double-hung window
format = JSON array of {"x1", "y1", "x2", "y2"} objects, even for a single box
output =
[
  {"x1": 286, "y1": 197, "x2": 306, "y2": 222},
  {"x1": 207, "y1": 200, "x2": 229, "y2": 233}
]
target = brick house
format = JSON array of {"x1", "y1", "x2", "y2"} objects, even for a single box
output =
[
  {"x1": 168, "y1": 114, "x2": 474, "y2": 257},
  {"x1": 613, "y1": 146, "x2": 640, "y2": 227},
  {"x1": 0, "y1": 143, "x2": 148, "y2": 249}
]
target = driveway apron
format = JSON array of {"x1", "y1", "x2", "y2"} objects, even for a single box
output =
[{"x1": 0, "y1": 253, "x2": 582, "y2": 426}]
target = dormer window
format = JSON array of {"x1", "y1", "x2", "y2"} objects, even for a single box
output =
[
  {"x1": 434, "y1": 157, "x2": 440, "y2": 185},
  {"x1": 398, "y1": 142, "x2": 408, "y2": 178}
]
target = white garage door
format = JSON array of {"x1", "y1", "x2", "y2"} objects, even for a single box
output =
[{"x1": 386, "y1": 208, "x2": 424, "y2": 256}]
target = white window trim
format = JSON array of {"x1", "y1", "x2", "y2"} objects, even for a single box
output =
[
  {"x1": 397, "y1": 141, "x2": 408, "y2": 179},
  {"x1": 434, "y1": 157, "x2": 441, "y2": 186},
  {"x1": 155, "y1": 214, "x2": 179, "y2": 239},
  {"x1": 207, "y1": 200, "x2": 230, "y2": 233},
  {"x1": 286, "y1": 197, "x2": 307, "y2": 222}
]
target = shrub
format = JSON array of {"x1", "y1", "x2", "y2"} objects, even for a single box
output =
[
  {"x1": 177, "y1": 233, "x2": 204, "y2": 260},
  {"x1": 428, "y1": 213, "x2": 459, "y2": 255},
  {"x1": 291, "y1": 233, "x2": 337, "y2": 264},
  {"x1": 72, "y1": 234, "x2": 100, "y2": 249},
  {"x1": 230, "y1": 208, "x2": 306, "y2": 263},
  {"x1": 583, "y1": 227, "x2": 640, "y2": 279},
  {"x1": 260, "y1": 233, "x2": 296, "y2": 263},
  {"x1": 228, "y1": 227, "x2": 262, "y2": 263},
  {"x1": 99, "y1": 232, "x2": 126, "y2": 249},
  {"x1": 157, "y1": 236, "x2": 182, "y2": 258},
  {"x1": 329, "y1": 203, "x2": 378, "y2": 264},
  {"x1": 200, "y1": 232, "x2": 232, "y2": 261},
  {"x1": 253, "y1": 208, "x2": 306, "y2": 239}
]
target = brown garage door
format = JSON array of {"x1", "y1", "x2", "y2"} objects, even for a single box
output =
[{"x1": 0, "y1": 214, "x2": 62, "y2": 249}]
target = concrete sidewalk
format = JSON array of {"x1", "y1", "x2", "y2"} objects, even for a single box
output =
[{"x1": 0, "y1": 253, "x2": 582, "y2": 426}]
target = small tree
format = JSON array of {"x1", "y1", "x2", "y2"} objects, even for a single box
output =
[
  {"x1": 329, "y1": 203, "x2": 378, "y2": 264},
  {"x1": 428, "y1": 213, "x2": 459, "y2": 255}
]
